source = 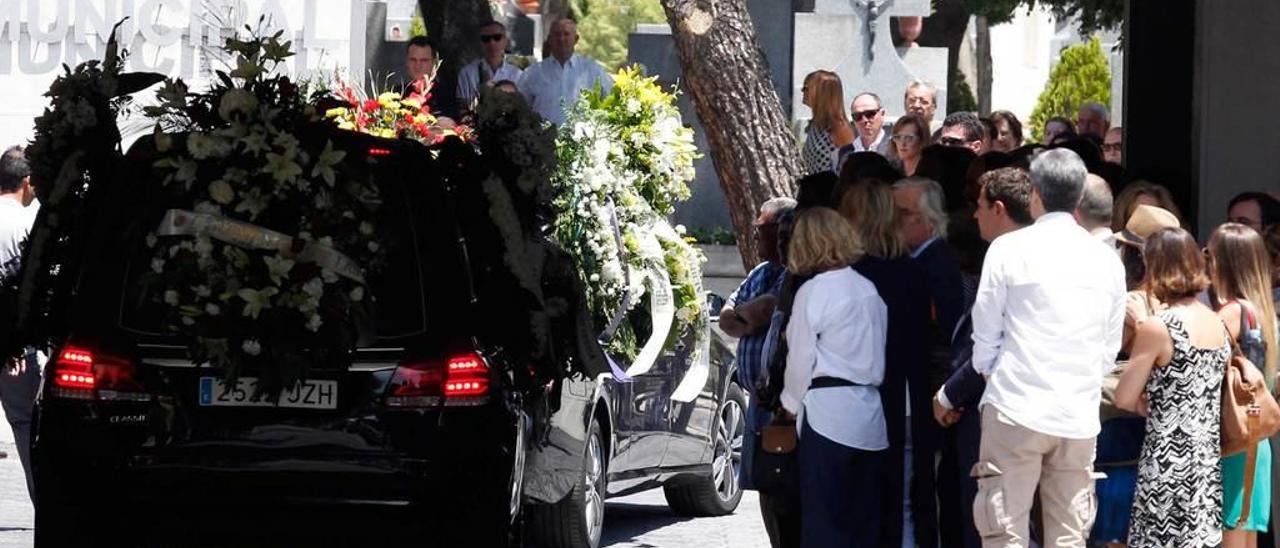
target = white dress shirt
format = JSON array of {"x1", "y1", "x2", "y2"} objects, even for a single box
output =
[
  {"x1": 852, "y1": 128, "x2": 888, "y2": 154},
  {"x1": 781, "y1": 267, "x2": 889, "y2": 451},
  {"x1": 517, "y1": 54, "x2": 613, "y2": 125},
  {"x1": 456, "y1": 58, "x2": 523, "y2": 108},
  {"x1": 0, "y1": 197, "x2": 35, "y2": 279},
  {"x1": 972, "y1": 212, "x2": 1126, "y2": 439}
]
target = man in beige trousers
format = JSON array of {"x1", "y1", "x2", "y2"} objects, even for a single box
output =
[{"x1": 967, "y1": 149, "x2": 1126, "y2": 547}]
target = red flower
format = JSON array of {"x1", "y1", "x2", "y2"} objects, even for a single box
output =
[{"x1": 362, "y1": 99, "x2": 379, "y2": 113}]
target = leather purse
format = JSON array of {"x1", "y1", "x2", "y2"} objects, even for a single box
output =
[
  {"x1": 752, "y1": 421, "x2": 799, "y2": 495},
  {"x1": 1219, "y1": 304, "x2": 1280, "y2": 527}
]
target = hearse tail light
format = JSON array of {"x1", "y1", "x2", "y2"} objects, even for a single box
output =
[
  {"x1": 367, "y1": 147, "x2": 393, "y2": 157},
  {"x1": 384, "y1": 351, "x2": 491, "y2": 408},
  {"x1": 51, "y1": 344, "x2": 150, "y2": 402}
]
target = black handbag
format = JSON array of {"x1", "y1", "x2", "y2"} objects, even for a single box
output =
[{"x1": 752, "y1": 420, "x2": 799, "y2": 495}]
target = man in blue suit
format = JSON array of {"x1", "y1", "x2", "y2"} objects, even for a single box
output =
[{"x1": 932, "y1": 168, "x2": 1033, "y2": 548}]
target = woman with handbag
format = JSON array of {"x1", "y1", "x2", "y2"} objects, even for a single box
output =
[
  {"x1": 779, "y1": 207, "x2": 889, "y2": 547},
  {"x1": 1208, "y1": 222, "x2": 1280, "y2": 548},
  {"x1": 1116, "y1": 227, "x2": 1230, "y2": 548}
]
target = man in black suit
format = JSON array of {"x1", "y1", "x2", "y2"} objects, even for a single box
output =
[{"x1": 932, "y1": 168, "x2": 1033, "y2": 548}]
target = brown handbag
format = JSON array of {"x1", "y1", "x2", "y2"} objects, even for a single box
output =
[{"x1": 1219, "y1": 319, "x2": 1280, "y2": 527}]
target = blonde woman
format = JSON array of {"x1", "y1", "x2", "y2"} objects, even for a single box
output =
[
  {"x1": 837, "y1": 182, "x2": 937, "y2": 547},
  {"x1": 1207, "y1": 223, "x2": 1278, "y2": 548},
  {"x1": 800, "y1": 71, "x2": 855, "y2": 176},
  {"x1": 779, "y1": 207, "x2": 888, "y2": 547}
]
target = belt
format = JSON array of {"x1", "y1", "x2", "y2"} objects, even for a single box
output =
[{"x1": 809, "y1": 376, "x2": 867, "y2": 389}]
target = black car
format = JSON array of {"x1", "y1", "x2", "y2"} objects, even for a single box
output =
[{"x1": 30, "y1": 132, "x2": 746, "y2": 547}]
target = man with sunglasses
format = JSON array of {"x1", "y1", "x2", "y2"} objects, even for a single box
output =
[
  {"x1": 850, "y1": 92, "x2": 891, "y2": 157},
  {"x1": 938, "y1": 112, "x2": 985, "y2": 155},
  {"x1": 457, "y1": 20, "x2": 523, "y2": 117}
]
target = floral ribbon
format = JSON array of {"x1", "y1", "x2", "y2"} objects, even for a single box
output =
[
  {"x1": 621, "y1": 264, "x2": 676, "y2": 378},
  {"x1": 155, "y1": 209, "x2": 365, "y2": 283}
]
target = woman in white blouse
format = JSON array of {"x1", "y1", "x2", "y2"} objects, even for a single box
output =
[{"x1": 780, "y1": 207, "x2": 889, "y2": 547}]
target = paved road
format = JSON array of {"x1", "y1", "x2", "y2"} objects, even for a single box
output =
[{"x1": 0, "y1": 441, "x2": 768, "y2": 548}]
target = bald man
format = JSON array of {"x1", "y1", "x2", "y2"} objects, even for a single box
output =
[{"x1": 518, "y1": 19, "x2": 612, "y2": 125}]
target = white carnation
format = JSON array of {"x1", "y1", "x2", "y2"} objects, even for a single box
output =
[
  {"x1": 163, "y1": 290, "x2": 179, "y2": 305},
  {"x1": 241, "y1": 339, "x2": 261, "y2": 356}
]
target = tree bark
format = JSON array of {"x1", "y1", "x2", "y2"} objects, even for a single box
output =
[
  {"x1": 917, "y1": 0, "x2": 971, "y2": 113},
  {"x1": 976, "y1": 16, "x2": 992, "y2": 116},
  {"x1": 658, "y1": 0, "x2": 801, "y2": 270},
  {"x1": 419, "y1": 0, "x2": 492, "y2": 107}
]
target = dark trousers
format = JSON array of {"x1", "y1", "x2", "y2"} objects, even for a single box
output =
[
  {"x1": 938, "y1": 409, "x2": 982, "y2": 548},
  {"x1": 798, "y1": 419, "x2": 885, "y2": 548},
  {"x1": 760, "y1": 491, "x2": 802, "y2": 548},
  {"x1": 0, "y1": 349, "x2": 39, "y2": 502}
]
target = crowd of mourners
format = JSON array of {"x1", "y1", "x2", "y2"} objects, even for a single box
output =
[{"x1": 723, "y1": 70, "x2": 1280, "y2": 548}]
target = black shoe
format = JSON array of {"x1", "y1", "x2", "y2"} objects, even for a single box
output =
[{"x1": 0, "y1": 449, "x2": 7, "y2": 459}]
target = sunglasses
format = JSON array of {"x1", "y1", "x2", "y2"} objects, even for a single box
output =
[
  {"x1": 939, "y1": 136, "x2": 968, "y2": 147},
  {"x1": 480, "y1": 33, "x2": 505, "y2": 43},
  {"x1": 892, "y1": 134, "x2": 919, "y2": 144},
  {"x1": 853, "y1": 109, "x2": 881, "y2": 121}
]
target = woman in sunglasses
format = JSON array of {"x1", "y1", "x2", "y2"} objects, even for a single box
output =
[
  {"x1": 800, "y1": 71, "x2": 855, "y2": 176},
  {"x1": 888, "y1": 114, "x2": 930, "y2": 176}
]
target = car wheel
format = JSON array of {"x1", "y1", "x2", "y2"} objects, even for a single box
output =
[
  {"x1": 526, "y1": 416, "x2": 607, "y2": 548},
  {"x1": 664, "y1": 382, "x2": 746, "y2": 517}
]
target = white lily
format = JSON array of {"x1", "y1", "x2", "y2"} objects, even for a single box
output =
[
  {"x1": 237, "y1": 287, "x2": 279, "y2": 319},
  {"x1": 263, "y1": 254, "x2": 295, "y2": 286},
  {"x1": 310, "y1": 140, "x2": 346, "y2": 186}
]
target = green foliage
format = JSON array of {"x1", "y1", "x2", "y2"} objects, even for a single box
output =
[
  {"x1": 1027, "y1": 37, "x2": 1111, "y2": 142},
  {"x1": 576, "y1": 0, "x2": 666, "y2": 69},
  {"x1": 410, "y1": 10, "x2": 427, "y2": 38},
  {"x1": 948, "y1": 67, "x2": 978, "y2": 114},
  {"x1": 960, "y1": 0, "x2": 1124, "y2": 35},
  {"x1": 686, "y1": 226, "x2": 737, "y2": 245}
]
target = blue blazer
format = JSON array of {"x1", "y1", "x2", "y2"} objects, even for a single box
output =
[{"x1": 942, "y1": 311, "x2": 986, "y2": 410}]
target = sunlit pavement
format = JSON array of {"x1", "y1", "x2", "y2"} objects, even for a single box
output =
[{"x1": 0, "y1": 440, "x2": 768, "y2": 547}]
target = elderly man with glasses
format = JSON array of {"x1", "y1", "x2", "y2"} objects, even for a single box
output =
[
  {"x1": 456, "y1": 20, "x2": 523, "y2": 118},
  {"x1": 849, "y1": 92, "x2": 892, "y2": 157}
]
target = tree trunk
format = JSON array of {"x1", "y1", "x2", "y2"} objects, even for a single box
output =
[
  {"x1": 917, "y1": 0, "x2": 971, "y2": 113},
  {"x1": 659, "y1": 0, "x2": 801, "y2": 270},
  {"x1": 975, "y1": 16, "x2": 992, "y2": 116},
  {"x1": 419, "y1": 0, "x2": 492, "y2": 108}
]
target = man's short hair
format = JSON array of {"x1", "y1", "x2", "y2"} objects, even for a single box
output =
[
  {"x1": 406, "y1": 36, "x2": 436, "y2": 54},
  {"x1": 980, "y1": 168, "x2": 1033, "y2": 225},
  {"x1": 852, "y1": 92, "x2": 882, "y2": 110},
  {"x1": 1079, "y1": 101, "x2": 1110, "y2": 121},
  {"x1": 892, "y1": 177, "x2": 949, "y2": 239},
  {"x1": 479, "y1": 20, "x2": 506, "y2": 33},
  {"x1": 1077, "y1": 174, "x2": 1114, "y2": 228},
  {"x1": 1030, "y1": 148, "x2": 1087, "y2": 213},
  {"x1": 759, "y1": 197, "x2": 798, "y2": 223},
  {"x1": 904, "y1": 80, "x2": 938, "y2": 101},
  {"x1": 943, "y1": 112, "x2": 984, "y2": 142},
  {"x1": 0, "y1": 146, "x2": 29, "y2": 193},
  {"x1": 1229, "y1": 191, "x2": 1280, "y2": 228}
]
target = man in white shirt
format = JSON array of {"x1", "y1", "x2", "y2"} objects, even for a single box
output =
[
  {"x1": 0, "y1": 146, "x2": 40, "y2": 496},
  {"x1": 518, "y1": 19, "x2": 613, "y2": 125},
  {"x1": 849, "y1": 92, "x2": 891, "y2": 156},
  {"x1": 969, "y1": 149, "x2": 1125, "y2": 547},
  {"x1": 456, "y1": 20, "x2": 523, "y2": 117}
]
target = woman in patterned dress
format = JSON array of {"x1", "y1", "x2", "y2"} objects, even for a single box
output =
[
  {"x1": 799, "y1": 71, "x2": 854, "y2": 176},
  {"x1": 1116, "y1": 227, "x2": 1228, "y2": 548}
]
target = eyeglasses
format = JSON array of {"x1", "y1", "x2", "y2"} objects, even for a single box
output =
[
  {"x1": 852, "y1": 109, "x2": 881, "y2": 121},
  {"x1": 1102, "y1": 143, "x2": 1122, "y2": 152},
  {"x1": 939, "y1": 136, "x2": 968, "y2": 147},
  {"x1": 480, "y1": 33, "x2": 505, "y2": 43},
  {"x1": 892, "y1": 134, "x2": 919, "y2": 144}
]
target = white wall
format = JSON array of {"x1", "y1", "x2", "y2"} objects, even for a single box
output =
[
  {"x1": 0, "y1": 0, "x2": 359, "y2": 149},
  {"x1": 988, "y1": 7, "x2": 1053, "y2": 122}
]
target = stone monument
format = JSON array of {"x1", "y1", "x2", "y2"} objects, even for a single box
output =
[{"x1": 793, "y1": 0, "x2": 949, "y2": 123}]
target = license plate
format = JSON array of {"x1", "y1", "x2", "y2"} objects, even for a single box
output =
[{"x1": 198, "y1": 377, "x2": 337, "y2": 410}]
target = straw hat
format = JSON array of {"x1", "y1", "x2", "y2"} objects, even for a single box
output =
[{"x1": 1114, "y1": 204, "x2": 1181, "y2": 248}]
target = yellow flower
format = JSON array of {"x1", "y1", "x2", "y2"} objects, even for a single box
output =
[
  {"x1": 337, "y1": 120, "x2": 355, "y2": 130},
  {"x1": 401, "y1": 98, "x2": 422, "y2": 109},
  {"x1": 324, "y1": 107, "x2": 349, "y2": 119},
  {"x1": 377, "y1": 92, "x2": 402, "y2": 107}
]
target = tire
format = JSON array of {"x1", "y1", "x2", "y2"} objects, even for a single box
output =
[
  {"x1": 526, "y1": 416, "x2": 607, "y2": 548},
  {"x1": 664, "y1": 382, "x2": 747, "y2": 517}
]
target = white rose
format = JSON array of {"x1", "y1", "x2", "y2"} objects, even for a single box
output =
[
  {"x1": 303, "y1": 278, "x2": 324, "y2": 299},
  {"x1": 205, "y1": 303, "x2": 221, "y2": 316},
  {"x1": 194, "y1": 285, "x2": 212, "y2": 297},
  {"x1": 349, "y1": 287, "x2": 364, "y2": 302},
  {"x1": 218, "y1": 89, "x2": 259, "y2": 121},
  {"x1": 151, "y1": 258, "x2": 165, "y2": 273},
  {"x1": 163, "y1": 290, "x2": 179, "y2": 305},
  {"x1": 358, "y1": 222, "x2": 373, "y2": 236},
  {"x1": 241, "y1": 339, "x2": 261, "y2": 356},
  {"x1": 368, "y1": 241, "x2": 379, "y2": 253},
  {"x1": 306, "y1": 314, "x2": 322, "y2": 332}
]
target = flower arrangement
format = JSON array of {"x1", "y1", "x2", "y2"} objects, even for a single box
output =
[
  {"x1": 138, "y1": 31, "x2": 387, "y2": 388},
  {"x1": 6, "y1": 23, "x2": 163, "y2": 357},
  {"x1": 552, "y1": 66, "x2": 704, "y2": 358},
  {"x1": 324, "y1": 77, "x2": 469, "y2": 145}
]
